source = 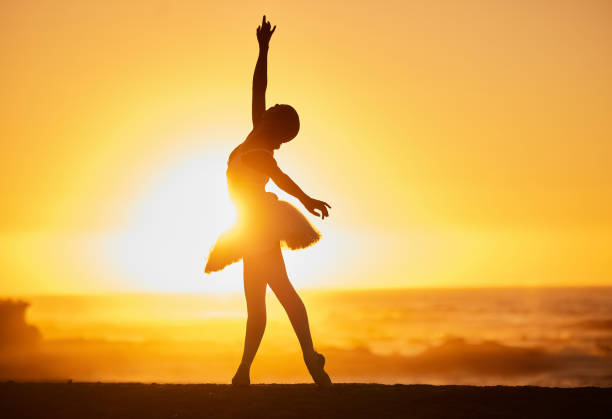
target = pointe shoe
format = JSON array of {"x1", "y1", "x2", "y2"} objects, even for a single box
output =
[
  {"x1": 304, "y1": 351, "x2": 332, "y2": 387},
  {"x1": 231, "y1": 364, "x2": 250, "y2": 386}
]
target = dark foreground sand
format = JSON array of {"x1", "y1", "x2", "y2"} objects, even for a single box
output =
[{"x1": 0, "y1": 383, "x2": 610, "y2": 419}]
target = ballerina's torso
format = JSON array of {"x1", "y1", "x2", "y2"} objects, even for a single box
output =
[{"x1": 226, "y1": 142, "x2": 275, "y2": 203}]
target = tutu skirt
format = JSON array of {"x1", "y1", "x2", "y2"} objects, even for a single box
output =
[{"x1": 204, "y1": 192, "x2": 321, "y2": 273}]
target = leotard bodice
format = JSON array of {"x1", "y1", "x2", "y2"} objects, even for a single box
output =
[{"x1": 226, "y1": 144, "x2": 274, "y2": 200}]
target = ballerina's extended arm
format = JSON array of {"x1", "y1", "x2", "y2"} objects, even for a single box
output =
[
  {"x1": 243, "y1": 152, "x2": 331, "y2": 219},
  {"x1": 252, "y1": 16, "x2": 275, "y2": 128}
]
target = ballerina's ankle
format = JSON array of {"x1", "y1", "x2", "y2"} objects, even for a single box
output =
[{"x1": 302, "y1": 348, "x2": 317, "y2": 360}]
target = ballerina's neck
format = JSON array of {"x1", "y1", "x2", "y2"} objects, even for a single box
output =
[{"x1": 245, "y1": 131, "x2": 275, "y2": 152}]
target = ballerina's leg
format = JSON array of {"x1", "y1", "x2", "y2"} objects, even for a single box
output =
[
  {"x1": 264, "y1": 245, "x2": 331, "y2": 385},
  {"x1": 236, "y1": 255, "x2": 268, "y2": 378},
  {"x1": 263, "y1": 245, "x2": 316, "y2": 358}
]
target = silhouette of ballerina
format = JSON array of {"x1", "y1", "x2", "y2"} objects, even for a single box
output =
[{"x1": 204, "y1": 16, "x2": 332, "y2": 387}]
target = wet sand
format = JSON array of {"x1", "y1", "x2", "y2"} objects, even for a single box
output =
[{"x1": 0, "y1": 382, "x2": 610, "y2": 418}]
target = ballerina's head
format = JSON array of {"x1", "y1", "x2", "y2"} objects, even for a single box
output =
[{"x1": 257, "y1": 104, "x2": 300, "y2": 150}]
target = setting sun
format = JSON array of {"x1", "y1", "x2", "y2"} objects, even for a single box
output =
[{"x1": 101, "y1": 144, "x2": 237, "y2": 292}]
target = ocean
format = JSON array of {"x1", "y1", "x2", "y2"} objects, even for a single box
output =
[{"x1": 2, "y1": 287, "x2": 611, "y2": 386}]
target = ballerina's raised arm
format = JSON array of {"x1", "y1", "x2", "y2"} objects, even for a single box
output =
[{"x1": 252, "y1": 15, "x2": 275, "y2": 128}]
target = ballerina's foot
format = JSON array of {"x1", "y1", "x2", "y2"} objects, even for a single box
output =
[
  {"x1": 231, "y1": 364, "x2": 250, "y2": 386},
  {"x1": 304, "y1": 351, "x2": 332, "y2": 387}
]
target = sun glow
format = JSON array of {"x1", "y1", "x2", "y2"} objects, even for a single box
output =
[{"x1": 100, "y1": 145, "x2": 246, "y2": 292}]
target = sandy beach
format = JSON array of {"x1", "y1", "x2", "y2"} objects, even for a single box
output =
[{"x1": 0, "y1": 382, "x2": 610, "y2": 419}]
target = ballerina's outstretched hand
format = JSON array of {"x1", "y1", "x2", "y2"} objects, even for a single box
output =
[
  {"x1": 301, "y1": 197, "x2": 331, "y2": 220},
  {"x1": 256, "y1": 15, "x2": 276, "y2": 49}
]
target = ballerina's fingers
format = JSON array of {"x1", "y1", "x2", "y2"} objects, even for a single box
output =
[
  {"x1": 321, "y1": 201, "x2": 331, "y2": 218},
  {"x1": 315, "y1": 202, "x2": 330, "y2": 219},
  {"x1": 320, "y1": 206, "x2": 329, "y2": 219}
]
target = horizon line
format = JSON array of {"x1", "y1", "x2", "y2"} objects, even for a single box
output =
[{"x1": 3, "y1": 283, "x2": 612, "y2": 299}]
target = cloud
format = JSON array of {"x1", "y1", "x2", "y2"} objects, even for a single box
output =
[
  {"x1": 323, "y1": 337, "x2": 612, "y2": 386},
  {"x1": 569, "y1": 318, "x2": 612, "y2": 331}
]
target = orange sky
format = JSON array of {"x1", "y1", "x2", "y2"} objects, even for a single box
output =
[{"x1": 1, "y1": 0, "x2": 611, "y2": 294}]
